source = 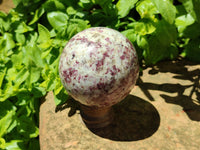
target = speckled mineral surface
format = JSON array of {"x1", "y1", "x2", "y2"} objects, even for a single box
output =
[{"x1": 59, "y1": 27, "x2": 139, "y2": 107}]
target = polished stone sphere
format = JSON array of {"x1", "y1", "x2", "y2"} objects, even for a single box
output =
[{"x1": 59, "y1": 27, "x2": 139, "y2": 107}]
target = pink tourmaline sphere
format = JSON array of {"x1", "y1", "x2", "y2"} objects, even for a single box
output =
[{"x1": 59, "y1": 27, "x2": 139, "y2": 107}]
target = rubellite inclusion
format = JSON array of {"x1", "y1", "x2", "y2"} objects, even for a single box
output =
[{"x1": 59, "y1": 27, "x2": 139, "y2": 108}]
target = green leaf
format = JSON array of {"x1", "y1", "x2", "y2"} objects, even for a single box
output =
[
  {"x1": 11, "y1": 52, "x2": 23, "y2": 68},
  {"x1": 28, "y1": 139, "x2": 40, "y2": 150},
  {"x1": 67, "y1": 19, "x2": 90, "y2": 39},
  {"x1": 81, "y1": 0, "x2": 91, "y2": 3},
  {"x1": 92, "y1": 0, "x2": 116, "y2": 17},
  {"x1": 3, "y1": 33, "x2": 15, "y2": 50},
  {"x1": 6, "y1": 118, "x2": 17, "y2": 134},
  {"x1": 29, "y1": 67, "x2": 41, "y2": 84},
  {"x1": 16, "y1": 91, "x2": 31, "y2": 106},
  {"x1": 43, "y1": 0, "x2": 66, "y2": 12},
  {"x1": 92, "y1": 0, "x2": 113, "y2": 6},
  {"x1": 14, "y1": 67, "x2": 29, "y2": 87},
  {"x1": 15, "y1": 22, "x2": 33, "y2": 33},
  {"x1": 66, "y1": 6, "x2": 77, "y2": 15},
  {"x1": 31, "y1": 86, "x2": 46, "y2": 98},
  {"x1": 23, "y1": 44, "x2": 45, "y2": 68},
  {"x1": 0, "y1": 100, "x2": 16, "y2": 137},
  {"x1": 137, "y1": 35, "x2": 149, "y2": 50},
  {"x1": 37, "y1": 24, "x2": 52, "y2": 48},
  {"x1": 46, "y1": 73, "x2": 57, "y2": 91},
  {"x1": 47, "y1": 12, "x2": 69, "y2": 31},
  {"x1": 0, "y1": 67, "x2": 6, "y2": 89},
  {"x1": 181, "y1": 0, "x2": 200, "y2": 22},
  {"x1": 5, "y1": 140, "x2": 26, "y2": 150},
  {"x1": 5, "y1": 68, "x2": 17, "y2": 82},
  {"x1": 0, "y1": 12, "x2": 10, "y2": 33},
  {"x1": 116, "y1": 0, "x2": 138, "y2": 18},
  {"x1": 121, "y1": 29, "x2": 137, "y2": 43},
  {"x1": 53, "y1": 86, "x2": 69, "y2": 105},
  {"x1": 0, "y1": 138, "x2": 6, "y2": 149},
  {"x1": 136, "y1": 0, "x2": 159, "y2": 19},
  {"x1": 15, "y1": 33, "x2": 26, "y2": 45},
  {"x1": 175, "y1": 13, "x2": 195, "y2": 34},
  {"x1": 29, "y1": 7, "x2": 45, "y2": 25},
  {"x1": 184, "y1": 38, "x2": 200, "y2": 62},
  {"x1": 144, "y1": 20, "x2": 178, "y2": 64},
  {"x1": 17, "y1": 116, "x2": 39, "y2": 138},
  {"x1": 0, "y1": 81, "x2": 14, "y2": 102},
  {"x1": 26, "y1": 67, "x2": 41, "y2": 89},
  {"x1": 25, "y1": 32, "x2": 38, "y2": 46},
  {"x1": 40, "y1": 67, "x2": 57, "y2": 91},
  {"x1": 168, "y1": 44, "x2": 179, "y2": 60},
  {"x1": 153, "y1": 20, "x2": 177, "y2": 46},
  {"x1": 183, "y1": 22, "x2": 200, "y2": 39},
  {"x1": 151, "y1": 0, "x2": 176, "y2": 24},
  {"x1": 143, "y1": 39, "x2": 166, "y2": 65},
  {"x1": 78, "y1": 0, "x2": 94, "y2": 10},
  {"x1": 13, "y1": 0, "x2": 22, "y2": 6},
  {"x1": 128, "y1": 19, "x2": 156, "y2": 35}
]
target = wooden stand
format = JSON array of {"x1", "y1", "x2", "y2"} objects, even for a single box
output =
[{"x1": 80, "y1": 104, "x2": 114, "y2": 129}]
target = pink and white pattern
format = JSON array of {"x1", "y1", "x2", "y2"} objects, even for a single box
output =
[{"x1": 59, "y1": 27, "x2": 139, "y2": 107}]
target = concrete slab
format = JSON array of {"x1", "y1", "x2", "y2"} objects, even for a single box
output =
[{"x1": 40, "y1": 58, "x2": 200, "y2": 150}]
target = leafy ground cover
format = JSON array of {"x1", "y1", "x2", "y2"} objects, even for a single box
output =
[{"x1": 0, "y1": 0, "x2": 200, "y2": 149}]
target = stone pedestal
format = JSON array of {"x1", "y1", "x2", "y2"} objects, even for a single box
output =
[{"x1": 80, "y1": 105, "x2": 114, "y2": 129}]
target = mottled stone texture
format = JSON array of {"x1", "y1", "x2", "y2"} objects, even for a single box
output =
[{"x1": 59, "y1": 27, "x2": 139, "y2": 107}]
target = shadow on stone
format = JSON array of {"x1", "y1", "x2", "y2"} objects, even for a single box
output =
[
  {"x1": 55, "y1": 96, "x2": 80, "y2": 117},
  {"x1": 138, "y1": 80, "x2": 200, "y2": 121},
  {"x1": 138, "y1": 58, "x2": 200, "y2": 121},
  {"x1": 160, "y1": 94, "x2": 200, "y2": 121},
  {"x1": 87, "y1": 95, "x2": 160, "y2": 141}
]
